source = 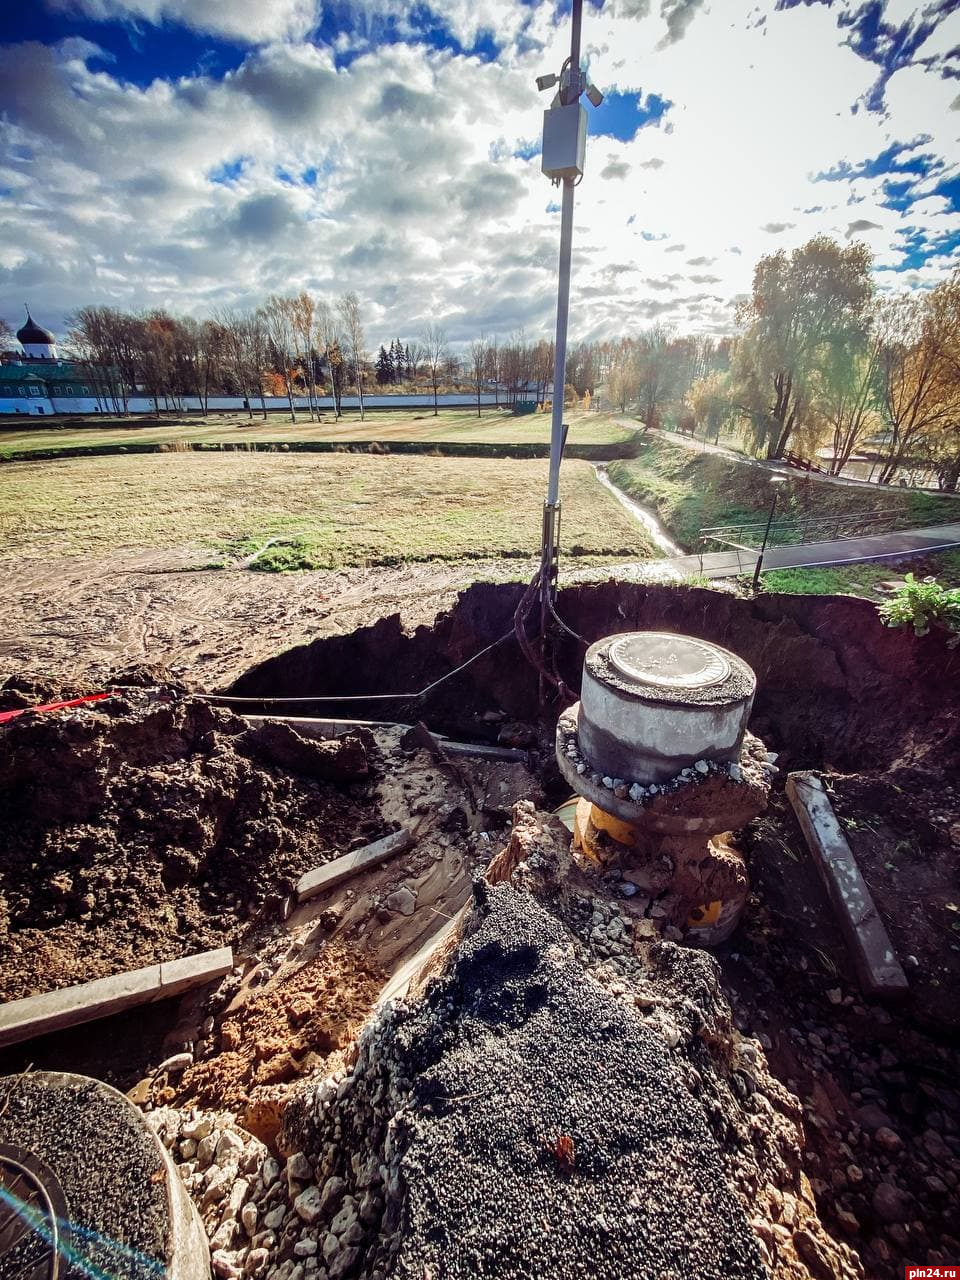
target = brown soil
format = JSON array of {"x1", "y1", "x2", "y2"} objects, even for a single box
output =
[
  {"x1": 0, "y1": 684, "x2": 386, "y2": 1001},
  {"x1": 0, "y1": 551, "x2": 532, "y2": 689},
  {"x1": 168, "y1": 942, "x2": 383, "y2": 1120}
]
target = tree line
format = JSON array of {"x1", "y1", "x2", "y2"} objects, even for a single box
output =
[{"x1": 3, "y1": 235, "x2": 959, "y2": 487}]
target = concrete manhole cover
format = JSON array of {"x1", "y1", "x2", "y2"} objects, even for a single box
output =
[
  {"x1": 0, "y1": 1143, "x2": 67, "y2": 1280},
  {"x1": 608, "y1": 633, "x2": 730, "y2": 690}
]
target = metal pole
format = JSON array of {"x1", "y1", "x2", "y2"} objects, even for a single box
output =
[
  {"x1": 752, "y1": 487, "x2": 781, "y2": 592},
  {"x1": 546, "y1": 177, "x2": 576, "y2": 509}
]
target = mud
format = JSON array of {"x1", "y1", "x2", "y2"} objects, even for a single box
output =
[{"x1": 0, "y1": 686, "x2": 386, "y2": 1002}]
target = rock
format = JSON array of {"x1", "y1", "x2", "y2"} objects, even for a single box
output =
[
  {"x1": 244, "y1": 1248, "x2": 270, "y2": 1276},
  {"x1": 875, "y1": 1126, "x2": 903, "y2": 1152},
  {"x1": 241, "y1": 1203, "x2": 259, "y2": 1236},
  {"x1": 179, "y1": 1138, "x2": 198, "y2": 1160},
  {"x1": 216, "y1": 1130, "x2": 245, "y2": 1163},
  {"x1": 694, "y1": 760, "x2": 709, "y2": 774},
  {"x1": 322, "y1": 1233, "x2": 340, "y2": 1265},
  {"x1": 628, "y1": 784, "x2": 644, "y2": 801},
  {"x1": 826, "y1": 988, "x2": 842, "y2": 1005},
  {"x1": 923, "y1": 1129, "x2": 952, "y2": 1161},
  {"x1": 264, "y1": 1205, "x2": 286, "y2": 1231},
  {"x1": 854, "y1": 1103, "x2": 893, "y2": 1133},
  {"x1": 212, "y1": 1250, "x2": 241, "y2": 1279},
  {"x1": 328, "y1": 1248, "x2": 359, "y2": 1280},
  {"x1": 294, "y1": 1238, "x2": 318, "y2": 1257},
  {"x1": 872, "y1": 1181, "x2": 911, "y2": 1224},
  {"x1": 156, "y1": 1051, "x2": 193, "y2": 1075},
  {"x1": 294, "y1": 1186, "x2": 323, "y2": 1225},
  {"x1": 384, "y1": 887, "x2": 417, "y2": 916},
  {"x1": 244, "y1": 721, "x2": 369, "y2": 782},
  {"x1": 223, "y1": 1178, "x2": 250, "y2": 1218},
  {"x1": 261, "y1": 1156, "x2": 280, "y2": 1188},
  {"x1": 319, "y1": 1175, "x2": 347, "y2": 1214},
  {"x1": 288, "y1": 1151, "x2": 313, "y2": 1183}
]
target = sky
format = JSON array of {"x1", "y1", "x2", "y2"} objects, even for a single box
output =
[{"x1": 1, "y1": 0, "x2": 959, "y2": 348}]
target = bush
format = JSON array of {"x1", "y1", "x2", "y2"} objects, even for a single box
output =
[{"x1": 877, "y1": 573, "x2": 960, "y2": 643}]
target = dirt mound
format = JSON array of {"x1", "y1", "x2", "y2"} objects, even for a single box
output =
[
  {"x1": 280, "y1": 804, "x2": 860, "y2": 1280},
  {"x1": 0, "y1": 689, "x2": 386, "y2": 1001},
  {"x1": 164, "y1": 942, "x2": 383, "y2": 1125}
]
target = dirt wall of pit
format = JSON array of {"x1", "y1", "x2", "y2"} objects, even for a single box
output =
[{"x1": 226, "y1": 582, "x2": 960, "y2": 773}]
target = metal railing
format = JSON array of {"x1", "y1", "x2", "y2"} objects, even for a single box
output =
[{"x1": 698, "y1": 507, "x2": 915, "y2": 554}]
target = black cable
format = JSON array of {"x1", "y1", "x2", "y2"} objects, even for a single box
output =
[{"x1": 207, "y1": 627, "x2": 516, "y2": 706}]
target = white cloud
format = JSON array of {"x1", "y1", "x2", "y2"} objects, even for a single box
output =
[
  {"x1": 45, "y1": 0, "x2": 317, "y2": 44},
  {"x1": 2, "y1": 0, "x2": 958, "y2": 344}
]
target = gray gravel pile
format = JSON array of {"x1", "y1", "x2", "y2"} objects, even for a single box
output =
[
  {"x1": 0, "y1": 1072, "x2": 168, "y2": 1280},
  {"x1": 284, "y1": 882, "x2": 770, "y2": 1280}
]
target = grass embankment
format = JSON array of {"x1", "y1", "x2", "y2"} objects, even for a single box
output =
[
  {"x1": 0, "y1": 451, "x2": 655, "y2": 571},
  {"x1": 0, "y1": 409, "x2": 633, "y2": 461},
  {"x1": 608, "y1": 440, "x2": 960, "y2": 594}
]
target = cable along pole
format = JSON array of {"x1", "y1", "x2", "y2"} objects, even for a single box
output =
[{"x1": 534, "y1": 0, "x2": 603, "y2": 688}]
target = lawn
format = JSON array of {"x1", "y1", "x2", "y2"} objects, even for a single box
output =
[
  {"x1": 608, "y1": 440, "x2": 960, "y2": 551},
  {"x1": 0, "y1": 408, "x2": 633, "y2": 458},
  {"x1": 0, "y1": 451, "x2": 656, "y2": 569},
  {"x1": 761, "y1": 549, "x2": 960, "y2": 596}
]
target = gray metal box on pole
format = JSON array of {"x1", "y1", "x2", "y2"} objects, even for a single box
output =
[{"x1": 542, "y1": 104, "x2": 587, "y2": 181}]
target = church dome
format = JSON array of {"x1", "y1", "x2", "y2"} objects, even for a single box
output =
[{"x1": 17, "y1": 312, "x2": 56, "y2": 346}]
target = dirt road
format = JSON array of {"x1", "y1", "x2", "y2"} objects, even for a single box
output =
[{"x1": 0, "y1": 549, "x2": 536, "y2": 689}]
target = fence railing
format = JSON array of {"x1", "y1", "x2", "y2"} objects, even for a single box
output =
[{"x1": 698, "y1": 507, "x2": 915, "y2": 554}]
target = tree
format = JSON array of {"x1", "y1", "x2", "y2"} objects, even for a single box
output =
[
  {"x1": 818, "y1": 319, "x2": 884, "y2": 475},
  {"x1": 470, "y1": 334, "x2": 488, "y2": 419},
  {"x1": 876, "y1": 288, "x2": 960, "y2": 486},
  {"x1": 922, "y1": 272, "x2": 960, "y2": 490},
  {"x1": 0, "y1": 318, "x2": 14, "y2": 351},
  {"x1": 290, "y1": 292, "x2": 320, "y2": 421},
  {"x1": 689, "y1": 372, "x2": 736, "y2": 445},
  {"x1": 316, "y1": 301, "x2": 342, "y2": 418},
  {"x1": 376, "y1": 345, "x2": 394, "y2": 385},
  {"x1": 421, "y1": 322, "x2": 447, "y2": 416},
  {"x1": 338, "y1": 292, "x2": 366, "y2": 420},
  {"x1": 734, "y1": 235, "x2": 875, "y2": 459},
  {"x1": 260, "y1": 295, "x2": 298, "y2": 422},
  {"x1": 215, "y1": 308, "x2": 266, "y2": 419}
]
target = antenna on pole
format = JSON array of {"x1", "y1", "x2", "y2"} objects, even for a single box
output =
[{"x1": 532, "y1": 0, "x2": 603, "y2": 698}]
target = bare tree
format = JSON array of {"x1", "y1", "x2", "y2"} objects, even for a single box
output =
[
  {"x1": 338, "y1": 292, "x2": 366, "y2": 421},
  {"x1": 0, "y1": 318, "x2": 14, "y2": 351},
  {"x1": 470, "y1": 335, "x2": 488, "y2": 419},
  {"x1": 484, "y1": 338, "x2": 501, "y2": 408},
  {"x1": 261, "y1": 295, "x2": 298, "y2": 422},
  {"x1": 291, "y1": 292, "x2": 319, "y2": 421},
  {"x1": 422, "y1": 323, "x2": 447, "y2": 417},
  {"x1": 316, "y1": 301, "x2": 342, "y2": 418}
]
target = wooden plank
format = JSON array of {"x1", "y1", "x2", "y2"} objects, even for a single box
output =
[
  {"x1": 786, "y1": 771, "x2": 909, "y2": 997},
  {"x1": 0, "y1": 947, "x2": 236, "y2": 1050},
  {"x1": 296, "y1": 828, "x2": 416, "y2": 903},
  {"x1": 0, "y1": 964, "x2": 162, "y2": 1049},
  {"x1": 158, "y1": 947, "x2": 234, "y2": 999}
]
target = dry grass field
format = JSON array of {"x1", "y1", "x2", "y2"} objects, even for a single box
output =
[{"x1": 0, "y1": 450, "x2": 654, "y2": 570}]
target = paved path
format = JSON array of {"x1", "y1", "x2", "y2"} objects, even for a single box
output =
[{"x1": 571, "y1": 522, "x2": 960, "y2": 583}]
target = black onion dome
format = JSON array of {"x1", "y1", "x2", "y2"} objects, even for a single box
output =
[{"x1": 17, "y1": 312, "x2": 55, "y2": 345}]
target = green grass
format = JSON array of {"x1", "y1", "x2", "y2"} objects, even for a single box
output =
[
  {"x1": 0, "y1": 408, "x2": 631, "y2": 458},
  {"x1": 760, "y1": 550, "x2": 960, "y2": 597},
  {"x1": 0, "y1": 451, "x2": 656, "y2": 570},
  {"x1": 608, "y1": 440, "x2": 960, "y2": 552}
]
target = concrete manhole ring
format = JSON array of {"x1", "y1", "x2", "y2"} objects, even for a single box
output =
[
  {"x1": 0, "y1": 1142, "x2": 69, "y2": 1280},
  {"x1": 608, "y1": 633, "x2": 730, "y2": 691}
]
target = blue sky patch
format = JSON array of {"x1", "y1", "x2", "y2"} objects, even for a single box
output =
[{"x1": 593, "y1": 90, "x2": 671, "y2": 143}]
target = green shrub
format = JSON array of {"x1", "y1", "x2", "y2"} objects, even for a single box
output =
[{"x1": 877, "y1": 573, "x2": 960, "y2": 643}]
